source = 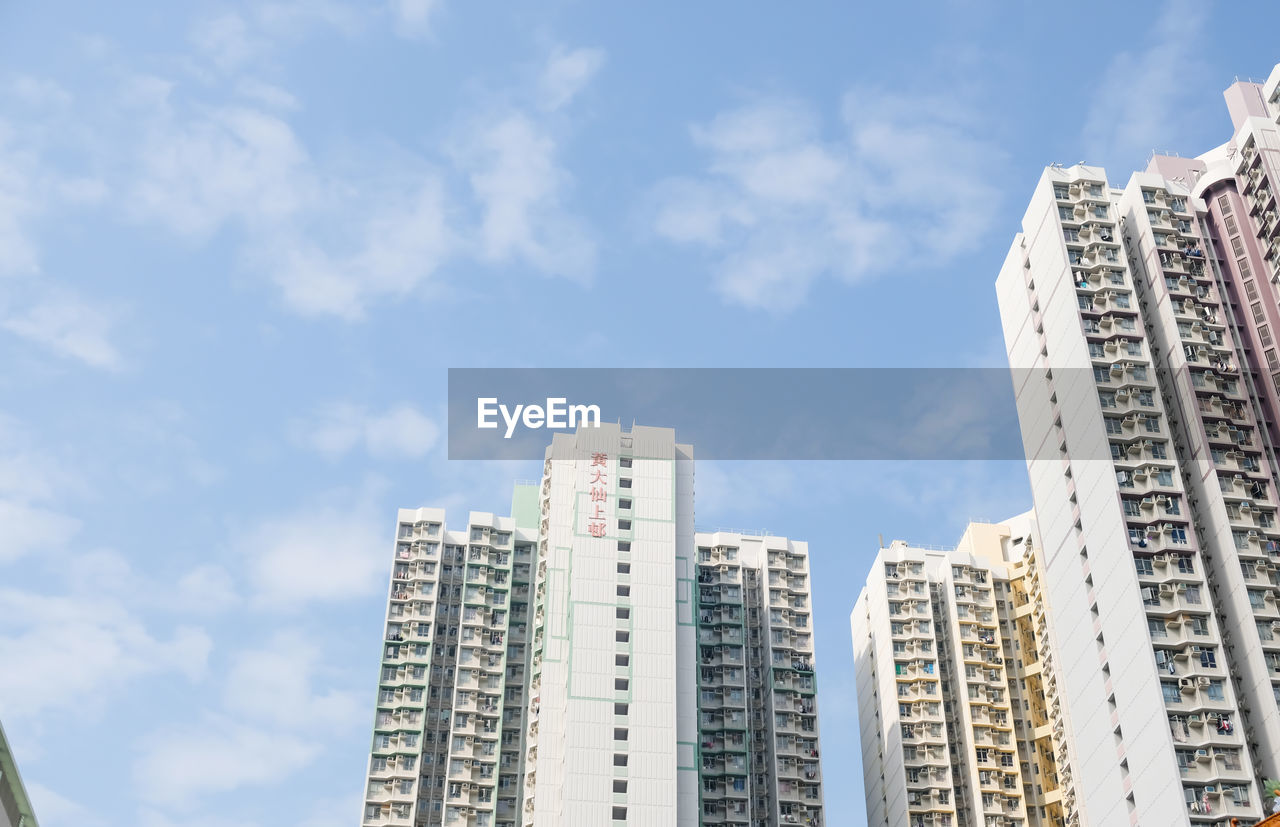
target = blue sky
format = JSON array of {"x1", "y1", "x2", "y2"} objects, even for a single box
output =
[{"x1": 1, "y1": 1, "x2": 1277, "y2": 825}]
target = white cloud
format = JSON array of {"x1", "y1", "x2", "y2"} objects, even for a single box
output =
[
  {"x1": 25, "y1": 783, "x2": 108, "y2": 827},
  {"x1": 652, "y1": 90, "x2": 1004, "y2": 311},
  {"x1": 132, "y1": 627, "x2": 364, "y2": 808},
  {"x1": 240, "y1": 493, "x2": 389, "y2": 608},
  {"x1": 174, "y1": 564, "x2": 241, "y2": 613},
  {"x1": 0, "y1": 586, "x2": 211, "y2": 719},
  {"x1": 0, "y1": 501, "x2": 80, "y2": 563},
  {"x1": 13, "y1": 27, "x2": 600, "y2": 324},
  {"x1": 133, "y1": 717, "x2": 318, "y2": 805},
  {"x1": 293, "y1": 403, "x2": 440, "y2": 459},
  {"x1": 261, "y1": 177, "x2": 453, "y2": 319},
  {"x1": 1, "y1": 289, "x2": 124, "y2": 370},
  {"x1": 130, "y1": 101, "x2": 314, "y2": 238},
  {"x1": 0, "y1": 418, "x2": 82, "y2": 563},
  {"x1": 538, "y1": 46, "x2": 605, "y2": 111},
  {"x1": 0, "y1": 123, "x2": 42, "y2": 278},
  {"x1": 388, "y1": 0, "x2": 442, "y2": 38},
  {"x1": 190, "y1": 12, "x2": 257, "y2": 71},
  {"x1": 10, "y1": 76, "x2": 73, "y2": 109},
  {"x1": 1082, "y1": 0, "x2": 1211, "y2": 173},
  {"x1": 190, "y1": 2, "x2": 364, "y2": 70},
  {"x1": 222, "y1": 630, "x2": 365, "y2": 731},
  {"x1": 457, "y1": 112, "x2": 596, "y2": 280}
]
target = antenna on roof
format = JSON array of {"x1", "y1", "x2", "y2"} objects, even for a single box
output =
[{"x1": 878, "y1": 533, "x2": 884, "y2": 549}]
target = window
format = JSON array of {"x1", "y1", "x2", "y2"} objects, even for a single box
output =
[
  {"x1": 1207, "y1": 680, "x2": 1225, "y2": 701},
  {"x1": 1161, "y1": 681, "x2": 1180, "y2": 703},
  {"x1": 1135, "y1": 557, "x2": 1153, "y2": 576}
]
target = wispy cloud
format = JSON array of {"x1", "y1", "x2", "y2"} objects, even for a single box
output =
[
  {"x1": 61, "y1": 39, "x2": 599, "y2": 319},
  {"x1": 221, "y1": 630, "x2": 366, "y2": 731},
  {"x1": 538, "y1": 46, "x2": 605, "y2": 111},
  {"x1": 455, "y1": 111, "x2": 596, "y2": 280},
  {"x1": 0, "y1": 585, "x2": 212, "y2": 719},
  {"x1": 1, "y1": 288, "x2": 124, "y2": 370},
  {"x1": 0, "y1": 415, "x2": 82, "y2": 562},
  {"x1": 237, "y1": 482, "x2": 390, "y2": 608},
  {"x1": 0, "y1": 103, "x2": 120, "y2": 369},
  {"x1": 291, "y1": 402, "x2": 441, "y2": 459},
  {"x1": 132, "y1": 628, "x2": 365, "y2": 808},
  {"x1": 134, "y1": 716, "x2": 318, "y2": 806},
  {"x1": 387, "y1": 0, "x2": 443, "y2": 39},
  {"x1": 128, "y1": 98, "x2": 315, "y2": 238},
  {"x1": 652, "y1": 90, "x2": 1005, "y2": 311},
  {"x1": 26, "y1": 782, "x2": 109, "y2": 827},
  {"x1": 1082, "y1": 0, "x2": 1211, "y2": 173}
]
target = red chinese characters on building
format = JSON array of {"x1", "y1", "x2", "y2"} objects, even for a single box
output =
[{"x1": 587, "y1": 452, "x2": 608, "y2": 538}]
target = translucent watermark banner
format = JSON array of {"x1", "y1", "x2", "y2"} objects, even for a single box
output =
[
  {"x1": 448, "y1": 368, "x2": 1036, "y2": 460},
  {"x1": 450, "y1": 366, "x2": 1260, "y2": 461}
]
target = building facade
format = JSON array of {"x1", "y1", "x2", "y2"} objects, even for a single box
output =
[
  {"x1": 0, "y1": 719, "x2": 38, "y2": 827},
  {"x1": 992, "y1": 65, "x2": 1280, "y2": 825},
  {"x1": 360, "y1": 425, "x2": 824, "y2": 827},
  {"x1": 853, "y1": 515, "x2": 1077, "y2": 827},
  {"x1": 695, "y1": 531, "x2": 824, "y2": 826}
]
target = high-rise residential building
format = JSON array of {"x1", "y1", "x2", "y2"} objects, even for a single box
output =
[
  {"x1": 524, "y1": 425, "x2": 698, "y2": 826},
  {"x1": 993, "y1": 64, "x2": 1280, "y2": 825},
  {"x1": 361, "y1": 496, "x2": 540, "y2": 827},
  {"x1": 360, "y1": 424, "x2": 825, "y2": 827},
  {"x1": 853, "y1": 514, "x2": 1079, "y2": 827},
  {"x1": 695, "y1": 531, "x2": 824, "y2": 826},
  {"x1": 1, "y1": 718, "x2": 38, "y2": 827}
]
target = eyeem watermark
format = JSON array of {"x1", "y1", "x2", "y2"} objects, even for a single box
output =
[{"x1": 477, "y1": 397, "x2": 601, "y2": 438}]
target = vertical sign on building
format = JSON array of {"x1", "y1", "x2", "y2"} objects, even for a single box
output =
[{"x1": 588, "y1": 451, "x2": 608, "y2": 537}]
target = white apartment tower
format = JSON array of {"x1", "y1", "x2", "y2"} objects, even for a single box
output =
[
  {"x1": 993, "y1": 66, "x2": 1280, "y2": 823},
  {"x1": 523, "y1": 425, "x2": 698, "y2": 825},
  {"x1": 854, "y1": 515, "x2": 1078, "y2": 827},
  {"x1": 359, "y1": 425, "x2": 823, "y2": 827}
]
